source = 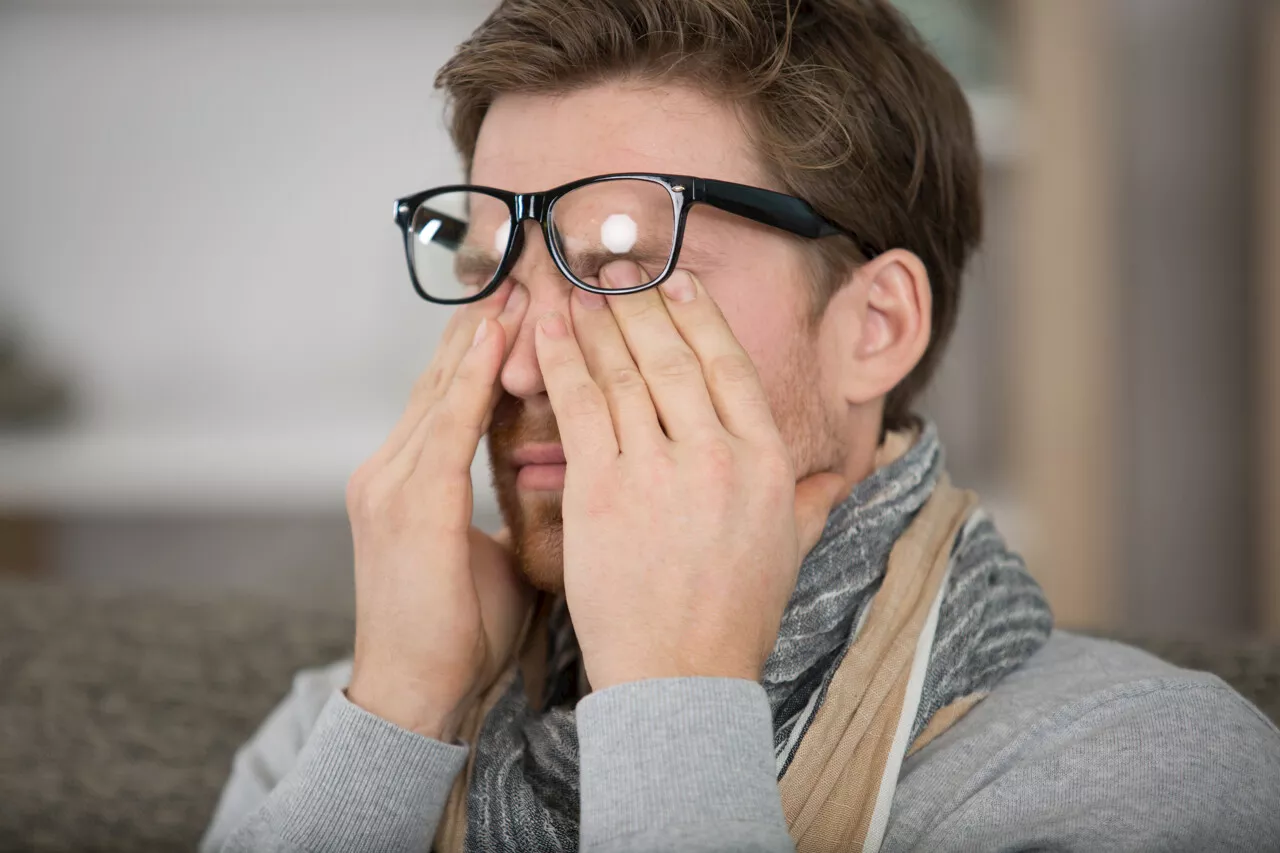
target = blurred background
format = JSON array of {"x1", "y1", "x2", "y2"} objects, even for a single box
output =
[{"x1": 1, "y1": 0, "x2": 1278, "y2": 638}]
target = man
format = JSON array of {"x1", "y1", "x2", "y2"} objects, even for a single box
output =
[{"x1": 202, "y1": 0, "x2": 1280, "y2": 851}]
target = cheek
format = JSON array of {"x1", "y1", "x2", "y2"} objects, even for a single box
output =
[
  {"x1": 701, "y1": 260, "x2": 810, "y2": 392},
  {"x1": 731, "y1": 313, "x2": 795, "y2": 394}
]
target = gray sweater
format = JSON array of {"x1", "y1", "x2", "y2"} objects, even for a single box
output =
[{"x1": 202, "y1": 631, "x2": 1280, "y2": 853}]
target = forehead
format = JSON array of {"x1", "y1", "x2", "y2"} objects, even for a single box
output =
[{"x1": 470, "y1": 81, "x2": 773, "y2": 193}]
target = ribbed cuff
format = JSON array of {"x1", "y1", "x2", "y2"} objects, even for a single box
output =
[
  {"x1": 264, "y1": 691, "x2": 468, "y2": 853},
  {"x1": 576, "y1": 678, "x2": 790, "y2": 850}
]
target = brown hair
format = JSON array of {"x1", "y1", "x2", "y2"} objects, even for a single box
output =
[{"x1": 435, "y1": 0, "x2": 982, "y2": 430}]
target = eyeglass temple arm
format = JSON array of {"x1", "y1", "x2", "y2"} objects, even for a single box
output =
[
  {"x1": 695, "y1": 178, "x2": 879, "y2": 259},
  {"x1": 404, "y1": 205, "x2": 468, "y2": 252}
]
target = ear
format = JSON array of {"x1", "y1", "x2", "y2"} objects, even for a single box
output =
[{"x1": 822, "y1": 249, "x2": 932, "y2": 406}]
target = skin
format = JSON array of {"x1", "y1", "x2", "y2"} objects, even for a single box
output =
[{"x1": 346, "y1": 80, "x2": 932, "y2": 738}]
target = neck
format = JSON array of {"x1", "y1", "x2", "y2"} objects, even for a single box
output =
[{"x1": 833, "y1": 409, "x2": 884, "y2": 489}]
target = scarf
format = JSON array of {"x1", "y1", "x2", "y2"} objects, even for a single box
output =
[{"x1": 436, "y1": 422, "x2": 1054, "y2": 852}]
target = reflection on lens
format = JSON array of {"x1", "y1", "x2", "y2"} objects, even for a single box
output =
[
  {"x1": 408, "y1": 190, "x2": 512, "y2": 302},
  {"x1": 600, "y1": 214, "x2": 638, "y2": 253},
  {"x1": 549, "y1": 179, "x2": 676, "y2": 289},
  {"x1": 416, "y1": 219, "x2": 444, "y2": 247}
]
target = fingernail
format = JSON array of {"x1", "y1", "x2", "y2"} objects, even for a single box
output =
[
  {"x1": 471, "y1": 319, "x2": 489, "y2": 348},
  {"x1": 538, "y1": 311, "x2": 568, "y2": 338},
  {"x1": 501, "y1": 284, "x2": 528, "y2": 317},
  {"x1": 575, "y1": 286, "x2": 607, "y2": 310},
  {"x1": 660, "y1": 271, "x2": 696, "y2": 303},
  {"x1": 601, "y1": 260, "x2": 642, "y2": 291}
]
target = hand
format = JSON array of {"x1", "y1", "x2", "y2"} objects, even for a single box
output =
[
  {"x1": 534, "y1": 263, "x2": 847, "y2": 690},
  {"x1": 345, "y1": 282, "x2": 534, "y2": 740}
]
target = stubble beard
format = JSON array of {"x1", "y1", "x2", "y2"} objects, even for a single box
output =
[{"x1": 486, "y1": 332, "x2": 845, "y2": 593}]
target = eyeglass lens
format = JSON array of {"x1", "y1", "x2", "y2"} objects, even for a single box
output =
[{"x1": 407, "y1": 179, "x2": 678, "y2": 301}]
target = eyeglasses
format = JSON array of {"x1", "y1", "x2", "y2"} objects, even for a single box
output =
[{"x1": 393, "y1": 173, "x2": 877, "y2": 305}]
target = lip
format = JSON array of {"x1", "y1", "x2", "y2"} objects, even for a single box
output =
[
  {"x1": 510, "y1": 443, "x2": 566, "y2": 467},
  {"x1": 510, "y1": 443, "x2": 567, "y2": 491}
]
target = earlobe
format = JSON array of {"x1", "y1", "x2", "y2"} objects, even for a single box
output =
[{"x1": 837, "y1": 250, "x2": 932, "y2": 406}]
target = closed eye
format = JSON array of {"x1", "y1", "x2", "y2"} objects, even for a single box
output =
[
  {"x1": 453, "y1": 247, "x2": 502, "y2": 289},
  {"x1": 562, "y1": 239, "x2": 673, "y2": 284}
]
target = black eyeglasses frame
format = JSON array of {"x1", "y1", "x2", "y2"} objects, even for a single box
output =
[{"x1": 393, "y1": 172, "x2": 878, "y2": 305}]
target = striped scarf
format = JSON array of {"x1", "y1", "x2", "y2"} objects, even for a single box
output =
[{"x1": 452, "y1": 422, "x2": 1053, "y2": 852}]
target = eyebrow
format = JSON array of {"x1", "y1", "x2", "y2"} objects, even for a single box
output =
[{"x1": 454, "y1": 246, "x2": 502, "y2": 281}]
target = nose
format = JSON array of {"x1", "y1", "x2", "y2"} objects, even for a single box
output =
[{"x1": 500, "y1": 220, "x2": 575, "y2": 400}]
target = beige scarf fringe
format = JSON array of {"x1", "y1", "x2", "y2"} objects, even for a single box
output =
[{"x1": 777, "y1": 471, "x2": 978, "y2": 852}]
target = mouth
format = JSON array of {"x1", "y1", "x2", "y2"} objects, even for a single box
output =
[{"x1": 510, "y1": 443, "x2": 567, "y2": 491}]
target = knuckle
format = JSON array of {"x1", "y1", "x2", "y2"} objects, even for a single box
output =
[
  {"x1": 628, "y1": 300, "x2": 668, "y2": 324},
  {"x1": 422, "y1": 361, "x2": 448, "y2": 391},
  {"x1": 423, "y1": 363, "x2": 448, "y2": 394},
  {"x1": 446, "y1": 369, "x2": 473, "y2": 397},
  {"x1": 562, "y1": 382, "x2": 604, "y2": 420},
  {"x1": 405, "y1": 371, "x2": 441, "y2": 413},
  {"x1": 450, "y1": 353, "x2": 481, "y2": 385},
  {"x1": 707, "y1": 353, "x2": 758, "y2": 388},
  {"x1": 539, "y1": 353, "x2": 576, "y2": 382},
  {"x1": 706, "y1": 438, "x2": 737, "y2": 471},
  {"x1": 426, "y1": 405, "x2": 460, "y2": 440},
  {"x1": 698, "y1": 437, "x2": 738, "y2": 482},
  {"x1": 604, "y1": 366, "x2": 647, "y2": 394},
  {"x1": 648, "y1": 446, "x2": 679, "y2": 478},
  {"x1": 650, "y1": 349, "x2": 700, "y2": 382}
]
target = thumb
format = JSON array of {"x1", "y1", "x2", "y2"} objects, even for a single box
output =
[{"x1": 793, "y1": 471, "x2": 850, "y2": 560}]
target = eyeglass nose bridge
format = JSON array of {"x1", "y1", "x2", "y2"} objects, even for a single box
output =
[
  {"x1": 511, "y1": 192, "x2": 550, "y2": 224},
  {"x1": 500, "y1": 191, "x2": 566, "y2": 283}
]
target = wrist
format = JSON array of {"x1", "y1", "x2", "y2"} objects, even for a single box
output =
[
  {"x1": 345, "y1": 676, "x2": 469, "y2": 742},
  {"x1": 586, "y1": 650, "x2": 761, "y2": 691}
]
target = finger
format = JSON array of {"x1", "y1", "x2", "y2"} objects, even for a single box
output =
[
  {"x1": 387, "y1": 284, "x2": 527, "y2": 476},
  {"x1": 793, "y1": 471, "x2": 850, "y2": 560},
  {"x1": 601, "y1": 261, "x2": 722, "y2": 441},
  {"x1": 657, "y1": 270, "x2": 777, "y2": 443},
  {"x1": 403, "y1": 317, "x2": 510, "y2": 489},
  {"x1": 570, "y1": 279, "x2": 664, "y2": 452},
  {"x1": 395, "y1": 281, "x2": 527, "y2": 450},
  {"x1": 478, "y1": 284, "x2": 531, "y2": 429},
  {"x1": 534, "y1": 310, "x2": 618, "y2": 463},
  {"x1": 375, "y1": 282, "x2": 528, "y2": 466}
]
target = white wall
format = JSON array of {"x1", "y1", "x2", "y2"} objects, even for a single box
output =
[
  {"x1": 0, "y1": 2, "x2": 493, "y2": 424},
  {"x1": 0, "y1": 2, "x2": 500, "y2": 511}
]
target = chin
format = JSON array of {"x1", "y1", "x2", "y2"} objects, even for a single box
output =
[
  {"x1": 495, "y1": 479, "x2": 566, "y2": 593},
  {"x1": 514, "y1": 515, "x2": 566, "y2": 593}
]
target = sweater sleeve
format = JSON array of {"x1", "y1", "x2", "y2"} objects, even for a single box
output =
[
  {"x1": 201, "y1": 662, "x2": 468, "y2": 853},
  {"x1": 575, "y1": 677, "x2": 796, "y2": 853},
  {"x1": 890, "y1": 680, "x2": 1280, "y2": 853}
]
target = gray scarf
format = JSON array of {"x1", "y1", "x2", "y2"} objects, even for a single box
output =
[{"x1": 462, "y1": 423, "x2": 1054, "y2": 851}]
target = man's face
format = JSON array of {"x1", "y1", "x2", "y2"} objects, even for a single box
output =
[{"x1": 473, "y1": 81, "x2": 847, "y2": 591}]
